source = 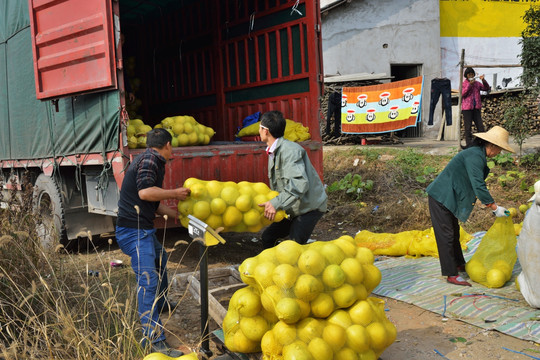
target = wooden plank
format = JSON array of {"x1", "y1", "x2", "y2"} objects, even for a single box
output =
[{"x1": 187, "y1": 274, "x2": 229, "y2": 325}]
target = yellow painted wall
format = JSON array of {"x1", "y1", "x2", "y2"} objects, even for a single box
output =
[{"x1": 440, "y1": 0, "x2": 533, "y2": 37}]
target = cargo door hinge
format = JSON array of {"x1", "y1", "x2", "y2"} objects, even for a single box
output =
[
  {"x1": 117, "y1": 58, "x2": 123, "y2": 70},
  {"x1": 315, "y1": 24, "x2": 321, "y2": 33}
]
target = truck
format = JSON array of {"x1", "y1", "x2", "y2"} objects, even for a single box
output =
[{"x1": 0, "y1": 0, "x2": 324, "y2": 246}]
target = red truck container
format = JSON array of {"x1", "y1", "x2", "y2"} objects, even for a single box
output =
[{"x1": 0, "y1": 0, "x2": 324, "y2": 246}]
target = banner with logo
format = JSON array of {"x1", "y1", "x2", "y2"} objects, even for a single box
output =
[{"x1": 341, "y1": 76, "x2": 424, "y2": 134}]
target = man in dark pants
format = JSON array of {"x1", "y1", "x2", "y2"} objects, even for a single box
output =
[
  {"x1": 116, "y1": 128, "x2": 190, "y2": 356},
  {"x1": 258, "y1": 111, "x2": 327, "y2": 249}
]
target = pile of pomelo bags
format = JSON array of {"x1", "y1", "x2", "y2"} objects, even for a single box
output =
[{"x1": 223, "y1": 237, "x2": 396, "y2": 360}]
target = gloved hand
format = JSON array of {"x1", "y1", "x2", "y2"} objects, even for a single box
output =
[{"x1": 493, "y1": 206, "x2": 510, "y2": 217}]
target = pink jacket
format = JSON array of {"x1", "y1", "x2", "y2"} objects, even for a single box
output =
[{"x1": 462, "y1": 79, "x2": 490, "y2": 110}]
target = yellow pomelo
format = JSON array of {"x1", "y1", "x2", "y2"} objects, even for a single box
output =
[
  {"x1": 137, "y1": 136, "x2": 147, "y2": 147},
  {"x1": 508, "y1": 207, "x2": 518, "y2": 217},
  {"x1": 203, "y1": 134, "x2": 210, "y2": 145},
  {"x1": 210, "y1": 198, "x2": 227, "y2": 215},
  {"x1": 385, "y1": 321, "x2": 397, "y2": 345},
  {"x1": 187, "y1": 131, "x2": 198, "y2": 145},
  {"x1": 335, "y1": 347, "x2": 358, "y2": 360},
  {"x1": 236, "y1": 287, "x2": 261, "y2": 317},
  {"x1": 235, "y1": 194, "x2": 253, "y2": 212},
  {"x1": 354, "y1": 284, "x2": 368, "y2": 301},
  {"x1": 254, "y1": 261, "x2": 277, "y2": 289},
  {"x1": 322, "y1": 243, "x2": 346, "y2": 265},
  {"x1": 177, "y1": 133, "x2": 189, "y2": 146},
  {"x1": 183, "y1": 122, "x2": 194, "y2": 134},
  {"x1": 362, "y1": 264, "x2": 382, "y2": 293},
  {"x1": 310, "y1": 293, "x2": 335, "y2": 319},
  {"x1": 192, "y1": 201, "x2": 211, "y2": 220},
  {"x1": 221, "y1": 186, "x2": 240, "y2": 205},
  {"x1": 243, "y1": 209, "x2": 261, "y2": 227},
  {"x1": 239, "y1": 257, "x2": 258, "y2": 286},
  {"x1": 223, "y1": 206, "x2": 243, "y2": 227},
  {"x1": 274, "y1": 210, "x2": 287, "y2": 222},
  {"x1": 275, "y1": 297, "x2": 302, "y2": 324},
  {"x1": 260, "y1": 330, "x2": 283, "y2": 356},
  {"x1": 261, "y1": 285, "x2": 283, "y2": 313},
  {"x1": 298, "y1": 249, "x2": 326, "y2": 276},
  {"x1": 261, "y1": 216, "x2": 273, "y2": 226},
  {"x1": 239, "y1": 185, "x2": 256, "y2": 197},
  {"x1": 466, "y1": 260, "x2": 487, "y2": 283},
  {"x1": 172, "y1": 122, "x2": 184, "y2": 135},
  {"x1": 179, "y1": 215, "x2": 190, "y2": 228},
  {"x1": 340, "y1": 257, "x2": 364, "y2": 285},
  {"x1": 206, "y1": 126, "x2": 215, "y2": 137},
  {"x1": 327, "y1": 309, "x2": 352, "y2": 329},
  {"x1": 127, "y1": 135, "x2": 138, "y2": 149},
  {"x1": 308, "y1": 337, "x2": 333, "y2": 360},
  {"x1": 334, "y1": 238, "x2": 357, "y2": 257},
  {"x1": 275, "y1": 240, "x2": 303, "y2": 265},
  {"x1": 253, "y1": 182, "x2": 271, "y2": 194},
  {"x1": 297, "y1": 298, "x2": 311, "y2": 320},
  {"x1": 178, "y1": 199, "x2": 195, "y2": 216},
  {"x1": 322, "y1": 323, "x2": 346, "y2": 352},
  {"x1": 346, "y1": 324, "x2": 370, "y2": 352},
  {"x1": 206, "y1": 180, "x2": 223, "y2": 198},
  {"x1": 486, "y1": 268, "x2": 506, "y2": 288},
  {"x1": 358, "y1": 349, "x2": 377, "y2": 360},
  {"x1": 233, "y1": 329, "x2": 259, "y2": 353},
  {"x1": 356, "y1": 247, "x2": 375, "y2": 265},
  {"x1": 294, "y1": 274, "x2": 324, "y2": 302},
  {"x1": 205, "y1": 214, "x2": 223, "y2": 230},
  {"x1": 366, "y1": 321, "x2": 388, "y2": 350},
  {"x1": 297, "y1": 317, "x2": 324, "y2": 343},
  {"x1": 258, "y1": 247, "x2": 278, "y2": 264},
  {"x1": 349, "y1": 300, "x2": 373, "y2": 326},
  {"x1": 283, "y1": 341, "x2": 312, "y2": 360},
  {"x1": 127, "y1": 124, "x2": 136, "y2": 137},
  {"x1": 222, "y1": 309, "x2": 240, "y2": 333},
  {"x1": 247, "y1": 223, "x2": 263, "y2": 233},
  {"x1": 273, "y1": 321, "x2": 297, "y2": 346},
  {"x1": 333, "y1": 284, "x2": 357, "y2": 308},
  {"x1": 253, "y1": 194, "x2": 268, "y2": 211},
  {"x1": 239, "y1": 315, "x2": 268, "y2": 342},
  {"x1": 322, "y1": 264, "x2": 346, "y2": 288},
  {"x1": 273, "y1": 264, "x2": 299, "y2": 290},
  {"x1": 231, "y1": 222, "x2": 248, "y2": 232},
  {"x1": 493, "y1": 259, "x2": 513, "y2": 278},
  {"x1": 171, "y1": 137, "x2": 179, "y2": 147},
  {"x1": 261, "y1": 307, "x2": 279, "y2": 325},
  {"x1": 190, "y1": 183, "x2": 208, "y2": 200},
  {"x1": 519, "y1": 204, "x2": 529, "y2": 213}
]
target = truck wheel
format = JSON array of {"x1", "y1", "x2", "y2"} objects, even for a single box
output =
[{"x1": 33, "y1": 174, "x2": 67, "y2": 248}]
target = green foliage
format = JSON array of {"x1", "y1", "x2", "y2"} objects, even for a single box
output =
[
  {"x1": 327, "y1": 173, "x2": 373, "y2": 200},
  {"x1": 502, "y1": 92, "x2": 536, "y2": 155},
  {"x1": 520, "y1": 5, "x2": 540, "y2": 88},
  {"x1": 490, "y1": 152, "x2": 514, "y2": 167},
  {"x1": 520, "y1": 152, "x2": 540, "y2": 169}
]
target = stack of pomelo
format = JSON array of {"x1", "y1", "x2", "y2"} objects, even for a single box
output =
[
  {"x1": 157, "y1": 115, "x2": 215, "y2": 146},
  {"x1": 177, "y1": 178, "x2": 287, "y2": 232},
  {"x1": 126, "y1": 119, "x2": 153, "y2": 149},
  {"x1": 224, "y1": 237, "x2": 396, "y2": 359},
  {"x1": 465, "y1": 258, "x2": 513, "y2": 288}
]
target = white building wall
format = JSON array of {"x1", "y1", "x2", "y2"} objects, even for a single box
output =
[{"x1": 321, "y1": 0, "x2": 444, "y2": 138}]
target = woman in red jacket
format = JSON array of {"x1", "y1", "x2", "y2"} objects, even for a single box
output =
[{"x1": 462, "y1": 67, "x2": 490, "y2": 148}]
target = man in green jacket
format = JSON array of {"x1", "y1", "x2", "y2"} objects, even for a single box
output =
[
  {"x1": 426, "y1": 126, "x2": 513, "y2": 286},
  {"x1": 258, "y1": 111, "x2": 327, "y2": 249}
]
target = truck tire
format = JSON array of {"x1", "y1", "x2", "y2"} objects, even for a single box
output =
[{"x1": 33, "y1": 174, "x2": 67, "y2": 248}]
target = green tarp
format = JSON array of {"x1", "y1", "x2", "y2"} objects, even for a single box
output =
[{"x1": 0, "y1": 0, "x2": 120, "y2": 162}]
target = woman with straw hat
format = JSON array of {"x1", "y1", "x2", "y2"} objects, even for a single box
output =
[{"x1": 426, "y1": 126, "x2": 514, "y2": 286}]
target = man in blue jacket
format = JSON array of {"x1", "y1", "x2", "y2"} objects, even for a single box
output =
[{"x1": 258, "y1": 111, "x2": 327, "y2": 249}]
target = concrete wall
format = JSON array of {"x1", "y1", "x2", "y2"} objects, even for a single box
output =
[{"x1": 321, "y1": 0, "x2": 445, "y2": 139}]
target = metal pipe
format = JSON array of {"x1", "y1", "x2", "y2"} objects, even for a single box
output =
[{"x1": 199, "y1": 242, "x2": 212, "y2": 358}]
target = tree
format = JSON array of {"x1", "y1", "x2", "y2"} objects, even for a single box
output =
[
  {"x1": 502, "y1": 92, "x2": 535, "y2": 157},
  {"x1": 520, "y1": 5, "x2": 540, "y2": 89}
]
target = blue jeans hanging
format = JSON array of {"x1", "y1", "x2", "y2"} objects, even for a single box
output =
[{"x1": 428, "y1": 78, "x2": 452, "y2": 126}]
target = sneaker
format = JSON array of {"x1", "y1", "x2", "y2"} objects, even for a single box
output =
[
  {"x1": 150, "y1": 340, "x2": 184, "y2": 357},
  {"x1": 447, "y1": 275, "x2": 471, "y2": 287}
]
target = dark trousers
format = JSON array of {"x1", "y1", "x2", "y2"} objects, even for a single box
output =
[
  {"x1": 326, "y1": 92, "x2": 341, "y2": 136},
  {"x1": 261, "y1": 210, "x2": 325, "y2": 249},
  {"x1": 428, "y1": 78, "x2": 452, "y2": 126},
  {"x1": 428, "y1": 196, "x2": 465, "y2": 277},
  {"x1": 462, "y1": 109, "x2": 484, "y2": 147}
]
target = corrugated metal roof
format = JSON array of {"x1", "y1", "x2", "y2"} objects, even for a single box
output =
[{"x1": 324, "y1": 72, "x2": 392, "y2": 83}]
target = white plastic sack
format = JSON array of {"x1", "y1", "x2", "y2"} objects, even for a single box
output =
[{"x1": 517, "y1": 180, "x2": 540, "y2": 308}]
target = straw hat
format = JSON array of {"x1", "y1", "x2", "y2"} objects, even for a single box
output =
[{"x1": 473, "y1": 126, "x2": 514, "y2": 153}]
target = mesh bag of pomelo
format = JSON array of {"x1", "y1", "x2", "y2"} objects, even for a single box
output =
[
  {"x1": 465, "y1": 216, "x2": 517, "y2": 288},
  {"x1": 223, "y1": 237, "x2": 396, "y2": 357},
  {"x1": 354, "y1": 227, "x2": 472, "y2": 258},
  {"x1": 177, "y1": 178, "x2": 287, "y2": 232}
]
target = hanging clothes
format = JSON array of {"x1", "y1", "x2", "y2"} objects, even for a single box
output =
[
  {"x1": 428, "y1": 78, "x2": 452, "y2": 126},
  {"x1": 326, "y1": 91, "x2": 341, "y2": 136}
]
